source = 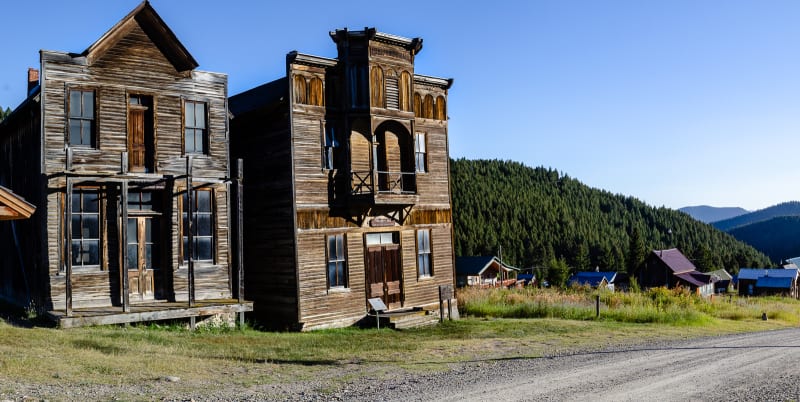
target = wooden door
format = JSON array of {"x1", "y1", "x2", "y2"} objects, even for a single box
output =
[
  {"x1": 128, "y1": 105, "x2": 146, "y2": 172},
  {"x1": 126, "y1": 217, "x2": 159, "y2": 301},
  {"x1": 366, "y1": 244, "x2": 403, "y2": 308}
]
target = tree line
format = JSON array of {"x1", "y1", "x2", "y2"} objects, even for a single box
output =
[{"x1": 450, "y1": 158, "x2": 772, "y2": 283}]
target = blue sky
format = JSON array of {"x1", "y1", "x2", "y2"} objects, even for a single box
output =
[{"x1": 1, "y1": 0, "x2": 799, "y2": 211}]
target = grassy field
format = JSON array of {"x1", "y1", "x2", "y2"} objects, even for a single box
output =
[{"x1": 0, "y1": 288, "x2": 798, "y2": 395}]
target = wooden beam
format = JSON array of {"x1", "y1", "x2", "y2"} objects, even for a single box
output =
[
  {"x1": 121, "y1": 181, "x2": 130, "y2": 312},
  {"x1": 65, "y1": 178, "x2": 73, "y2": 317}
]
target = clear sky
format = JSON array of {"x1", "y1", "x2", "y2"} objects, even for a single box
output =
[{"x1": 1, "y1": 0, "x2": 798, "y2": 211}]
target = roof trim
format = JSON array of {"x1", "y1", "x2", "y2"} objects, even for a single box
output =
[
  {"x1": 330, "y1": 27, "x2": 423, "y2": 55},
  {"x1": 287, "y1": 51, "x2": 338, "y2": 68},
  {"x1": 414, "y1": 74, "x2": 454, "y2": 89},
  {"x1": 0, "y1": 186, "x2": 36, "y2": 220},
  {"x1": 82, "y1": 1, "x2": 198, "y2": 72}
]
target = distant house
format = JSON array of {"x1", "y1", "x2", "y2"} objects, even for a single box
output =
[
  {"x1": 568, "y1": 271, "x2": 617, "y2": 291},
  {"x1": 783, "y1": 256, "x2": 800, "y2": 268},
  {"x1": 737, "y1": 268, "x2": 798, "y2": 297},
  {"x1": 707, "y1": 269, "x2": 733, "y2": 294},
  {"x1": 456, "y1": 256, "x2": 518, "y2": 287},
  {"x1": 637, "y1": 249, "x2": 713, "y2": 296}
]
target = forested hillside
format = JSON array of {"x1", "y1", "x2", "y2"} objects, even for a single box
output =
[
  {"x1": 450, "y1": 159, "x2": 772, "y2": 275},
  {"x1": 712, "y1": 201, "x2": 800, "y2": 231},
  {"x1": 728, "y1": 216, "x2": 800, "y2": 263}
]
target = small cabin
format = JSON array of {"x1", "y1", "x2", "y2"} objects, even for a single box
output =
[{"x1": 455, "y1": 256, "x2": 518, "y2": 288}]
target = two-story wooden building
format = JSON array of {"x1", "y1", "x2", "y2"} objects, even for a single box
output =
[
  {"x1": 0, "y1": 1, "x2": 251, "y2": 327},
  {"x1": 230, "y1": 28, "x2": 455, "y2": 330}
]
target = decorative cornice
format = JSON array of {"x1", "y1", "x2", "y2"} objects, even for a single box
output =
[
  {"x1": 414, "y1": 74, "x2": 454, "y2": 90},
  {"x1": 287, "y1": 51, "x2": 338, "y2": 68}
]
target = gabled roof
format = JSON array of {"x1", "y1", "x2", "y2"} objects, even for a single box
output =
[
  {"x1": 674, "y1": 271, "x2": 712, "y2": 287},
  {"x1": 455, "y1": 256, "x2": 518, "y2": 276},
  {"x1": 738, "y1": 268, "x2": 799, "y2": 280},
  {"x1": 568, "y1": 271, "x2": 617, "y2": 287},
  {"x1": 82, "y1": 1, "x2": 198, "y2": 72},
  {"x1": 755, "y1": 276, "x2": 794, "y2": 289},
  {"x1": 650, "y1": 249, "x2": 697, "y2": 274},
  {"x1": 0, "y1": 186, "x2": 36, "y2": 220},
  {"x1": 707, "y1": 269, "x2": 733, "y2": 281},
  {"x1": 785, "y1": 256, "x2": 800, "y2": 267}
]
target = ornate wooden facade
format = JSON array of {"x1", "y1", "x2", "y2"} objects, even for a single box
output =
[
  {"x1": 230, "y1": 28, "x2": 455, "y2": 330},
  {"x1": 0, "y1": 2, "x2": 251, "y2": 326}
]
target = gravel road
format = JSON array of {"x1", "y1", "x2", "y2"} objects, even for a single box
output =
[
  {"x1": 334, "y1": 328, "x2": 800, "y2": 402},
  {"x1": 3, "y1": 328, "x2": 800, "y2": 401}
]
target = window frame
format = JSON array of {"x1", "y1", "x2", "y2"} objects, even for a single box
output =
[
  {"x1": 415, "y1": 132, "x2": 427, "y2": 173},
  {"x1": 417, "y1": 229, "x2": 433, "y2": 278},
  {"x1": 180, "y1": 187, "x2": 215, "y2": 263},
  {"x1": 68, "y1": 188, "x2": 102, "y2": 271},
  {"x1": 321, "y1": 121, "x2": 338, "y2": 170},
  {"x1": 67, "y1": 88, "x2": 97, "y2": 148},
  {"x1": 183, "y1": 99, "x2": 209, "y2": 155},
  {"x1": 326, "y1": 233, "x2": 348, "y2": 289}
]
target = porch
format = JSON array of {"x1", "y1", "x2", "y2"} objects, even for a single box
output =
[{"x1": 46, "y1": 298, "x2": 253, "y2": 328}]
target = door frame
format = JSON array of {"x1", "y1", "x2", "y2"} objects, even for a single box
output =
[{"x1": 364, "y1": 232, "x2": 404, "y2": 309}]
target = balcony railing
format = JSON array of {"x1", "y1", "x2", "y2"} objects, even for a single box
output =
[{"x1": 349, "y1": 170, "x2": 416, "y2": 196}]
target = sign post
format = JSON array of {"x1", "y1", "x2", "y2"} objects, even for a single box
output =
[{"x1": 367, "y1": 297, "x2": 387, "y2": 329}]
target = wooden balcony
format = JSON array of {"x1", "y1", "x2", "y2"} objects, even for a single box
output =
[{"x1": 348, "y1": 170, "x2": 418, "y2": 206}]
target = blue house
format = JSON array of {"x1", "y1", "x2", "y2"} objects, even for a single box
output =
[{"x1": 737, "y1": 268, "x2": 798, "y2": 297}]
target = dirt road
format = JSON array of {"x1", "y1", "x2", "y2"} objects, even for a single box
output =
[{"x1": 341, "y1": 328, "x2": 800, "y2": 401}]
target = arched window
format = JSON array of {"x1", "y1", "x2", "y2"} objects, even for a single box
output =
[
  {"x1": 399, "y1": 71, "x2": 412, "y2": 112},
  {"x1": 413, "y1": 93, "x2": 422, "y2": 116},
  {"x1": 370, "y1": 66, "x2": 384, "y2": 108},
  {"x1": 423, "y1": 94, "x2": 434, "y2": 119},
  {"x1": 308, "y1": 77, "x2": 324, "y2": 106},
  {"x1": 435, "y1": 96, "x2": 446, "y2": 120},
  {"x1": 293, "y1": 75, "x2": 307, "y2": 104}
]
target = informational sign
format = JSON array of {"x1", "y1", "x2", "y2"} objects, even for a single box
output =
[{"x1": 368, "y1": 297, "x2": 387, "y2": 312}]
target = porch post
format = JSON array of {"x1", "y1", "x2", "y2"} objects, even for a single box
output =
[
  {"x1": 121, "y1": 181, "x2": 130, "y2": 312},
  {"x1": 186, "y1": 156, "x2": 195, "y2": 307},
  {"x1": 65, "y1": 178, "x2": 73, "y2": 316},
  {"x1": 236, "y1": 159, "x2": 245, "y2": 327}
]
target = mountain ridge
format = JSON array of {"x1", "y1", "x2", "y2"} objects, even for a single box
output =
[{"x1": 679, "y1": 205, "x2": 749, "y2": 223}]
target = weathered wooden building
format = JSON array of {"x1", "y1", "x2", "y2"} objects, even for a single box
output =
[
  {"x1": 230, "y1": 28, "x2": 455, "y2": 330},
  {"x1": 0, "y1": 1, "x2": 251, "y2": 327}
]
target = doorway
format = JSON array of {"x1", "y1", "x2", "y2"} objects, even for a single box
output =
[
  {"x1": 125, "y1": 190, "x2": 164, "y2": 301},
  {"x1": 365, "y1": 232, "x2": 403, "y2": 309},
  {"x1": 128, "y1": 95, "x2": 155, "y2": 173}
]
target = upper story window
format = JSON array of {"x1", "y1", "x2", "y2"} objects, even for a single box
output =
[
  {"x1": 415, "y1": 132, "x2": 427, "y2": 173},
  {"x1": 68, "y1": 89, "x2": 96, "y2": 147},
  {"x1": 385, "y1": 75, "x2": 399, "y2": 110},
  {"x1": 413, "y1": 93, "x2": 422, "y2": 116},
  {"x1": 327, "y1": 234, "x2": 348, "y2": 288},
  {"x1": 370, "y1": 66, "x2": 384, "y2": 108},
  {"x1": 435, "y1": 96, "x2": 447, "y2": 120},
  {"x1": 322, "y1": 122, "x2": 338, "y2": 170},
  {"x1": 182, "y1": 189, "x2": 213, "y2": 262},
  {"x1": 308, "y1": 77, "x2": 324, "y2": 107},
  {"x1": 423, "y1": 95, "x2": 435, "y2": 119},
  {"x1": 417, "y1": 229, "x2": 432, "y2": 277},
  {"x1": 399, "y1": 71, "x2": 412, "y2": 112},
  {"x1": 184, "y1": 101, "x2": 208, "y2": 154},
  {"x1": 293, "y1": 75, "x2": 307, "y2": 104},
  {"x1": 71, "y1": 189, "x2": 100, "y2": 268}
]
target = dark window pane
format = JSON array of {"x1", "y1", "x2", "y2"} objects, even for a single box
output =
[
  {"x1": 197, "y1": 191, "x2": 211, "y2": 212},
  {"x1": 71, "y1": 241, "x2": 81, "y2": 265},
  {"x1": 195, "y1": 103, "x2": 206, "y2": 129},
  {"x1": 145, "y1": 219, "x2": 152, "y2": 240},
  {"x1": 196, "y1": 237, "x2": 212, "y2": 260},
  {"x1": 328, "y1": 262, "x2": 337, "y2": 285},
  {"x1": 127, "y1": 218, "x2": 137, "y2": 241},
  {"x1": 69, "y1": 120, "x2": 82, "y2": 145},
  {"x1": 71, "y1": 216, "x2": 81, "y2": 238},
  {"x1": 70, "y1": 91, "x2": 81, "y2": 117},
  {"x1": 196, "y1": 214, "x2": 212, "y2": 236},
  {"x1": 185, "y1": 129, "x2": 195, "y2": 153},
  {"x1": 83, "y1": 215, "x2": 99, "y2": 238},
  {"x1": 185, "y1": 102, "x2": 194, "y2": 126},
  {"x1": 182, "y1": 213, "x2": 189, "y2": 234},
  {"x1": 83, "y1": 92, "x2": 94, "y2": 118},
  {"x1": 182, "y1": 237, "x2": 189, "y2": 261},
  {"x1": 336, "y1": 235, "x2": 344, "y2": 259},
  {"x1": 145, "y1": 244, "x2": 153, "y2": 268},
  {"x1": 85, "y1": 240, "x2": 100, "y2": 265},
  {"x1": 127, "y1": 244, "x2": 138, "y2": 269},
  {"x1": 81, "y1": 122, "x2": 92, "y2": 146},
  {"x1": 83, "y1": 192, "x2": 99, "y2": 212}
]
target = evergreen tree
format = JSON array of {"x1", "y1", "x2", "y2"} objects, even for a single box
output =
[
  {"x1": 627, "y1": 226, "x2": 646, "y2": 274},
  {"x1": 547, "y1": 257, "x2": 570, "y2": 288}
]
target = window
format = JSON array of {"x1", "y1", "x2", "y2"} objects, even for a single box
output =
[
  {"x1": 293, "y1": 75, "x2": 307, "y2": 104},
  {"x1": 182, "y1": 189, "x2": 213, "y2": 262},
  {"x1": 322, "y1": 123, "x2": 338, "y2": 170},
  {"x1": 423, "y1": 94, "x2": 434, "y2": 119},
  {"x1": 71, "y1": 190, "x2": 100, "y2": 268},
  {"x1": 184, "y1": 101, "x2": 207, "y2": 154},
  {"x1": 413, "y1": 93, "x2": 422, "y2": 116},
  {"x1": 370, "y1": 66, "x2": 384, "y2": 108},
  {"x1": 415, "y1": 133, "x2": 427, "y2": 173},
  {"x1": 435, "y1": 96, "x2": 447, "y2": 120},
  {"x1": 68, "y1": 89, "x2": 95, "y2": 147},
  {"x1": 327, "y1": 234, "x2": 347, "y2": 288},
  {"x1": 385, "y1": 75, "x2": 399, "y2": 110},
  {"x1": 308, "y1": 77, "x2": 324, "y2": 106},
  {"x1": 399, "y1": 71, "x2": 412, "y2": 111},
  {"x1": 417, "y1": 229, "x2": 432, "y2": 277}
]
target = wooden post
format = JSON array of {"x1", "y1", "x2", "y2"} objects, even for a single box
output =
[
  {"x1": 596, "y1": 294, "x2": 600, "y2": 317},
  {"x1": 236, "y1": 158, "x2": 245, "y2": 328},
  {"x1": 186, "y1": 156, "x2": 195, "y2": 307},
  {"x1": 121, "y1": 181, "x2": 130, "y2": 313},
  {"x1": 65, "y1": 178, "x2": 73, "y2": 316}
]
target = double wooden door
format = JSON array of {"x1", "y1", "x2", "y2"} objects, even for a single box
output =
[
  {"x1": 366, "y1": 244, "x2": 403, "y2": 309},
  {"x1": 126, "y1": 216, "x2": 159, "y2": 300}
]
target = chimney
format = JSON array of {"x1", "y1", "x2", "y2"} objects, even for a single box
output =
[{"x1": 27, "y1": 68, "x2": 39, "y2": 95}]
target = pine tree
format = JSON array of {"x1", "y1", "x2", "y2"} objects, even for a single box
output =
[{"x1": 627, "y1": 226, "x2": 646, "y2": 274}]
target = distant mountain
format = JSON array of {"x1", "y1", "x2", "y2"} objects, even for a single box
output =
[
  {"x1": 728, "y1": 216, "x2": 800, "y2": 263},
  {"x1": 712, "y1": 202, "x2": 800, "y2": 231},
  {"x1": 679, "y1": 205, "x2": 749, "y2": 223}
]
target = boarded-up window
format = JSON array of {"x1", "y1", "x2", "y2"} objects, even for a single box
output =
[
  {"x1": 399, "y1": 71, "x2": 412, "y2": 111},
  {"x1": 327, "y1": 234, "x2": 348, "y2": 288},
  {"x1": 435, "y1": 96, "x2": 447, "y2": 120},
  {"x1": 308, "y1": 77, "x2": 324, "y2": 106},
  {"x1": 423, "y1": 95, "x2": 434, "y2": 119},
  {"x1": 182, "y1": 189, "x2": 214, "y2": 262},
  {"x1": 293, "y1": 75, "x2": 307, "y2": 104},
  {"x1": 71, "y1": 189, "x2": 101, "y2": 268},
  {"x1": 413, "y1": 93, "x2": 422, "y2": 116},
  {"x1": 370, "y1": 66, "x2": 384, "y2": 108},
  {"x1": 385, "y1": 76, "x2": 399, "y2": 110},
  {"x1": 68, "y1": 89, "x2": 95, "y2": 147},
  {"x1": 417, "y1": 229, "x2": 432, "y2": 277},
  {"x1": 184, "y1": 101, "x2": 207, "y2": 154}
]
